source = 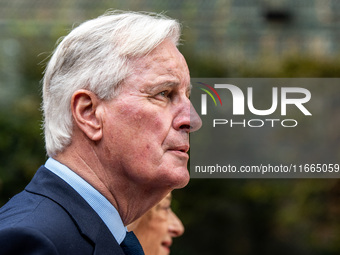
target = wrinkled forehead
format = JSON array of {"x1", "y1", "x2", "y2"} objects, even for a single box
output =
[
  {"x1": 131, "y1": 40, "x2": 189, "y2": 73},
  {"x1": 125, "y1": 40, "x2": 191, "y2": 92}
]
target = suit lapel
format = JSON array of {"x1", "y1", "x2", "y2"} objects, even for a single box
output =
[{"x1": 26, "y1": 166, "x2": 125, "y2": 255}]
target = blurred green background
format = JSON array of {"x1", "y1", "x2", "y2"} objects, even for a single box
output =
[{"x1": 1, "y1": 0, "x2": 340, "y2": 254}]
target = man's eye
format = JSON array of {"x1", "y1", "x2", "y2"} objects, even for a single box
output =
[
  {"x1": 158, "y1": 90, "x2": 170, "y2": 98},
  {"x1": 159, "y1": 90, "x2": 170, "y2": 97}
]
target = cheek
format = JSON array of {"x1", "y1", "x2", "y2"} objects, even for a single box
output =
[
  {"x1": 133, "y1": 108, "x2": 168, "y2": 134},
  {"x1": 148, "y1": 212, "x2": 169, "y2": 235},
  {"x1": 134, "y1": 217, "x2": 168, "y2": 250},
  {"x1": 102, "y1": 100, "x2": 175, "y2": 171},
  {"x1": 119, "y1": 103, "x2": 171, "y2": 145}
]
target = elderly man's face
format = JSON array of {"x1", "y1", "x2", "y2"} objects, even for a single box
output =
[{"x1": 100, "y1": 39, "x2": 201, "y2": 190}]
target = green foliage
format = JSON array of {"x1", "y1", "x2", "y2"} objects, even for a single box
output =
[
  {"x1": 0, "y1": 32, "x2": 56, "y2": 204},
  {"x1": 239, "y1": 54, "x2": 340, "y2": 78}
]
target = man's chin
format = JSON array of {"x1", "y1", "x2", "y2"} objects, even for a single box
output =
[
  {"x1": 152, "y1": 163, "x2": 190, "y2": 189},
  {"x1": 169, "y1": 167, "x2": 190, "y2": 189}
]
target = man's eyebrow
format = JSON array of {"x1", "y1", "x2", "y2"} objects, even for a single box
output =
[
  {"x1": 143, "y1": 81, "x2": 176, "y2": 94},
  {"x1": 152, "y1": 81, "x2": 179, "y2": 90},
  {"x1": 148, "y1": 81, "x2": 191, "y2": 95}
]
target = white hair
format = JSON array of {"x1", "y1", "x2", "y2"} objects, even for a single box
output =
[{"x1": 42, "y1": 11, "x2": 181, "y2": 157}]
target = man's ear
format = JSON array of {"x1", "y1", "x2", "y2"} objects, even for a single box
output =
[{"x1": 71, "y1": 89, "x2": 103, "y2": 141}]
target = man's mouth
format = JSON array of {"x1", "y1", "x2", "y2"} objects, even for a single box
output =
[
  {"x1": 161, "y1": 240, "x2": 172, "y2": 252},
  {"x1": 169, "y1": 144, "x2": 189, "y2": 153},
  {"x1": 167, "y1": 145, "x2": 189, "y2": 159}
]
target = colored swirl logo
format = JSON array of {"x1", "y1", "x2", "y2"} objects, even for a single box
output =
[{"x1": 197, "y1": 82, "x2": 222, "y2": 115}]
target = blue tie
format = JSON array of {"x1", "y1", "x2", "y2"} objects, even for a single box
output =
[{"x1": 120, "y1": 231, "x2": 145, "y2": 255}]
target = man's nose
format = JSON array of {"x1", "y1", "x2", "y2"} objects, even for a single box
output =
[
  {"x1": 173, "y1": 99, "x2": 202, "y2": 133},
  {"x1": 168, "y1": 210, "x2": 185, "y2": 237},
  {"x1": 190, "y1": 102, "x2": 202, "y2": 132}
]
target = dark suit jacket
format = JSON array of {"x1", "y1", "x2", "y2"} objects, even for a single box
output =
[{"x1": 0, "y1": 166, "x2": 126, "y2": 255}]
